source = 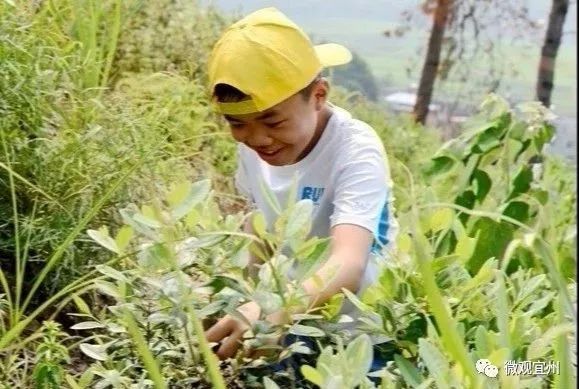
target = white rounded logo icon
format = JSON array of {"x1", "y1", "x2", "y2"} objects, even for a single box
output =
[
  {"x1": 476, "y1": 359, "x2": 491, "y2": 374},
  {"x1": 476, "y1": 359, "x2": 499, "y2": 378},
  {"x1": 484, "y1": 364, "x2": 499, "y2": 378}
]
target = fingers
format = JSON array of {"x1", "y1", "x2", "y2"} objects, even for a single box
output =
[
  {"x1": 216, "y1": 330, "x2": 243, "y2": 360},
  {"x1": 205, "y1": 317, "x2": 233, "y2": 343}
]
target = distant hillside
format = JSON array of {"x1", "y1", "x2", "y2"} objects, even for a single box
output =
[{"x1": 205, "y1": 0, "x2": 577, "y2": 116}]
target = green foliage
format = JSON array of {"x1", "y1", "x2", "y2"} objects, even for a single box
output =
[
  {"x1": 66, "y1": 178, "x2": 337, "y2": 386},
  {"x1": 113, "y1": 0, "x2": 229, "y2": 82},
  {"x1": 356, "y1": 94, "x2": 576, "y2": 388},
  {"x1": 0, "y1": 2, "x2": 237, "y2": 310},
  {"x1": 0, "y1": 1, "x2": 576, "y2": 388},
  {"x1": 33, "y1": 321, "x2": 70, "y2": 389},
  {"x1": 300, "y1": 334, "x2": 376, "y2": 388}
]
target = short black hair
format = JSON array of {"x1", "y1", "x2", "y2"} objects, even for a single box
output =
[{"x1": 213, "y1": 74, "x2": 322, "y2": 103}]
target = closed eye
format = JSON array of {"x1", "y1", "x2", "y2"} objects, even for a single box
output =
[
  {"x1": 229, "y1": 121, "x2": 244, "y2": 129},
  {"x1": 264, "y1": 120, "x2": 287, "y2": 128}
]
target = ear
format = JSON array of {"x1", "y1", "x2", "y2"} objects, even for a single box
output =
[{"x1": 313, "y1": 78, "x2": 329, "y2": 110}]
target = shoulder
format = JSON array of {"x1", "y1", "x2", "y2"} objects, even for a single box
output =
[{"x1": 329, "y1": 104, "x2": 386, "y2": 162}]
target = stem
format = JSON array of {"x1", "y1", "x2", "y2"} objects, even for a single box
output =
[
  {"x1": 1, "y1": 130, "x2": 20, "y2": 327},
  {"x1": 123, "y1": 310, "x2": 167, "y2": 389}
]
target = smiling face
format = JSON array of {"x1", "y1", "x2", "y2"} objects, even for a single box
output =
[{"x1": 222, "y1": 79, "x2": 330, "y2": 166}]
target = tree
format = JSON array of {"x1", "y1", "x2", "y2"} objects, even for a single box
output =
[
  {"x1": 388, "y1": 0, "x2": 542, "y2": 125},
  {"x1": 413, "y1": 0, "x2": 452, "y2": 125},
  {"x1": 536, "y1": 0, "x2": 570, "y2": 108}
]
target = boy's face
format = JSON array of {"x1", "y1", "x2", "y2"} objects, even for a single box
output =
[{"x1": 223, "y1": 80, "x2": 329, "y2": 166}]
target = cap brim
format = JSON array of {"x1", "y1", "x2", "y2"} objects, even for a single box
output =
[{"x1": 314, "y1": 43, "x2": 352, "y2": 67}]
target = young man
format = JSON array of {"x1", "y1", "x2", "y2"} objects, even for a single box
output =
[{"x1": 205, "y1": 6, "x2": 398, "y2": 374}]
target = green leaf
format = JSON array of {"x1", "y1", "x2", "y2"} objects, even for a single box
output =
[
  {"x1": 258, "y1": 178, "x2": 282, "y2": 215},
  {"x1": 206, "y1": 275, "x2": 248, "y2": 296},
  {"x1": 171, "y1": 179, "x2": 211, "y2": 219},
  {"x1": 346, "y1": 334, "x2": 373, "y2": 384},
  {"x1": 78, "y1": 369, "x2": 95, "y2": 387},
  {"x1": 341, "y1": 288, "x2": 372, "y2": 313},
  {"x1": 394, "y1": 354, "x2": 423, "y2": 388},
  {"x1": 167, "y1": 181, "x2": 191, "y2": 207},
  {"x1": 508, "y1": 121, "x2": 527, "y2": 140},
  {"x1": 530, "y1": 189, "x2": 549, "y2": 205},
  {"x1": 252, "y1": 291, "x2": 283, "y2": 315},
  {"x1": 533, "y1": 123, "x2": 555, "y2": 152},
  {"x1": 508, "y1": 166, "x2": 532, "y2": 200},
  {"x1": 418, "y1": 339, "x2": 449, "y2": 388},
  {"x1": 301, "y1": 365, "x2": 323, "y2": 386},
  {"x1": 466, "y1": 218, "x2": 513, "y2": 275},
  {"x1": 65, "y1": 374, "x2": 81, "y2": 389},
  {"x1": 505, "y1": 138, "x2": 524, "y2": 163},
  {"x1": 120, "y1": 209, "x2": 156, "y2": 239},
  {"x1": 474, "y1": 326, "x2": 490, "y2": 358},
  {"x1": 471, "y1": 169, "x2": 492, "y2": 203},
  {"x1": 137, "y1": 243, "x2": 174, "y2": 271},
  {"x1": 455, "y1": 190, "x2": 476, "y2": 224},
  {"x1": 79, "y1": 343, "x2": 108, "y2": 361},
  {"x1": 72, "y1": 294, "x2": 92, "y2": 316},
  {"x1": 460, "y1": 115, "x2": 499, "y2": 142},
  {"x1": 429, "y1": 208, "x2": 454, "y2": 232},
  {"x1": 294, "y1": 237, "x2": 326, "y2": 258},
  {"x1": 474, "y1": 122, "x2": 506, "y2": 153},
  {"x1": 526, "y1": 323, "x2": 575, "y2": 360},
  {"x1": 455, "y1": 234, "x2": 477, "y2": 263},
  {"x1": 196, "y1": 301, "x2": 227, "y2": 319},
  {"x1": 133, "y1": 210, "x2": 162, "y2": 229},
  {"x1": 70, "y1": 321, "x2": 106, "y2": 330},
  {"x1": 289, "y1": 324, "x2": 325, "y2": 337},
  {"x1": 321, "y1": 293, "x2": 344, "y2": 320},
  {"x1": 263, "y1": 377, "x2": 280, "y2": 389},
  {"x1": 424, "y1": 156, "x2": 456, "y2": 177},
  {"x1": 502, "y1": 201, "x2": 530, "y2": 223},
  {"x1": 251, "y1": 211, "x2": 267, "y2": 237},
  {"x1": 431, "y1": 255, "x2": 459, "y2": 273},
  {"x1": 285, "y1": 199, "x2": 313, "y2": 239},
  {"x1": 96, "y1": 265, "x2": 127, "y2": 283},
  {"x1": 34, "y1": 363, "x2": 61, "y2": 389},
  {"x1": 87, "y1": 227, "x2": 119, "y2": 254},
  {"x1": 114, "y1": 226, "x2": 133, "y2": 254},
  {"x1": 94, "y1": 280, "x2": 121, "y2": 299},
  {"x1": 464, "y1": 258, "x2": 496, "y2": 292}
]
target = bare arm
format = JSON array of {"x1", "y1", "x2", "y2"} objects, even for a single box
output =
[{"x1": 301, "y1": 223, "x2": 373, "y2": 310}]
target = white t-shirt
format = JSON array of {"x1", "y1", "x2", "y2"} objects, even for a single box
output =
[{"x1": 235, "y1": 103, "x2": 398, "y2": 340}]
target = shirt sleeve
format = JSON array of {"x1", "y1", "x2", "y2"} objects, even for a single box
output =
[{"x1": 329, "y1": 144, "x2": 390, "y2": 236}]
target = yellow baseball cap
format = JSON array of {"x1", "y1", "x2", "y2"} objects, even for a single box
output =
[{"x1": 208, "y1": 7, "x2": 352, "y2": 115}]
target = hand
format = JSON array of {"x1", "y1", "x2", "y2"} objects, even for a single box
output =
[{"x1": 205, "y1": 301, "x2": 261, "y2": 360}]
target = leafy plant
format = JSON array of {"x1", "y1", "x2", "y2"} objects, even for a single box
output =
[{"x1": 33, "y1": 321, "x2": 71, "y2": 389}]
